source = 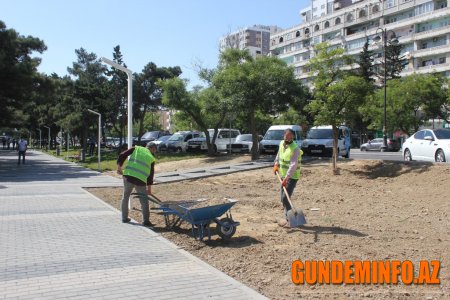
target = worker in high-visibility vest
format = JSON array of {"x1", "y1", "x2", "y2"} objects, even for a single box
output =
[
  {"x1": 117, "y1": 142, "x2": 157, "y2": 226},
  {"x1": 273, "y1": 129, "x2": 303, "y2": 227}
]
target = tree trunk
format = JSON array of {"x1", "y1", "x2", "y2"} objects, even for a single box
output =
[
  {"x1": 250, "y1": 111, "x2": 259, "y2": 161},
  {"x1": 332, "y1": 124, "x2": 339, "y2": 175},
  {"x1": 206, "y1": 129, "x2": 219, "y2": 156},
  {"x1": 81, "y1": 124, "x2": 87, "y2": 162}
]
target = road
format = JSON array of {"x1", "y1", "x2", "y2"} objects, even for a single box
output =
[{"x1": 348, "y1": 149, "x2": 403, "y2": 161}]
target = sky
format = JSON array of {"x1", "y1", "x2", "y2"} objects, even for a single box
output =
[{"x1": 2, "y1": 0, "x2": 309, "y2": 87}]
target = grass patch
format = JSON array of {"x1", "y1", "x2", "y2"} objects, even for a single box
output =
[{"x1": 41, "y1": 148, "x2": 208, "y2": 172}]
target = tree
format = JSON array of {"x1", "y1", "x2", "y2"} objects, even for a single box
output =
[
  {"x1": 0, "y1": 20, "x2": 47, "y2": 127},
  {"x1": 160, "y1": 78, "x2": 229, "y2": 156},
  {"x1": 213, "y1": 49, "x2": 307, "y2": 160},
  {"x1": 67, "y1": 48, "x2": 109, "y2": 160},
  {"x1": 306, "y1": 43, "x2": 371, "y2": 173},
  {"x1": 361, "y1": 74, "x2": 448, "y2": 136},
  {"x1": 105, "y1": 45, "x2": 128, "y2": 145},
  {"x1": 134, "y1": 63, "x2": 181, "y2": 140},
  {"x1": 358, "y1": 38, "x2": 374, "y2": 83}
]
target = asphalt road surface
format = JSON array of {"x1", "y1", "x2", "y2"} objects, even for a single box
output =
[{"x1": 348, "y1": 149, "x2": 403, "y2": 161}]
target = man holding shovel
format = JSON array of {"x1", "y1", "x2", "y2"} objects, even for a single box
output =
[
  {"x1": 273, "y1": 128, "x2": 306, "y2": 228},
  {"x1": 117, "y1": 142, "x2": 157, "y2": 226}
]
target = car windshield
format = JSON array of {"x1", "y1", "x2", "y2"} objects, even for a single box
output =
[
  {"x1": 168, "y1": 134, "x2": 184, "y2": 141},
  {"x1": 158, "y1": 135, "x2": 171, "y2": 142},
  {"x1": 141, "y1": 131, "x2": 160, "y2": 139},
  {"x1": 434, "y1": 129, "x2": 450, "y2": 139},
  {"x1": 307, "y1": 129, "x2": 333, "y2": 139},
  {"x1": 264, "y1": 130, "x2": 284, "y2": 140},
  {"x1": 236, "y1": 134, "x2": 252, "y2": 142}
]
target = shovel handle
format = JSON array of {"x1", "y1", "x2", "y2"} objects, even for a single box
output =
[{"x1": 275, "y1": 172, "x2": 296, "y2": 211}]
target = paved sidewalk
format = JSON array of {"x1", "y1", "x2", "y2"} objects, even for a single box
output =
[{"x1": 0, "y1": 150, "x2": 267, "y2": 300}]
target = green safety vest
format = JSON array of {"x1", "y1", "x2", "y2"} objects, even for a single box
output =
[
  {"x1": 278, "y1": 141, "x2": 302, "y2": 180},
  {"x1": 123, "y1": 146, "x2": 156, "y2": 184}
]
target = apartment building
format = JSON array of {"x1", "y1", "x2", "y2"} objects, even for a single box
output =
[
  {"x1": 271, "y1": 0, "x2": 450, "y2": 85},
  {"x1": 219, "y1": 25, "x2": 283, "y2": 57}
]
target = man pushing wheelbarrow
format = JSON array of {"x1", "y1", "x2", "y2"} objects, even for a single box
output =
[{"x1": 273, "y1": 128, "x2": 307, "y2": 228}]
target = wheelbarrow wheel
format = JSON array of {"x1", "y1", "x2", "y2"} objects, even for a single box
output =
[
  {"x1": 164, "y1": 214, "x2": 182, "y2": 228},
  {"x1": 216, "y1": 217, "x2": 236, "y2": 240}
]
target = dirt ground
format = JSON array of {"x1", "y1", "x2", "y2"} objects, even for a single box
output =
[{"x1": 88, "y1": 159, "x2": 450, "y2": 300}]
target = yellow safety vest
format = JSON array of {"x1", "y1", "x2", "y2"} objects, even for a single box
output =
[
  {"x1": 123, "y1": 146, "x2": 155, "y2": 184},
  {"x1": 278, "y1": 141, "x2": 302, "y2": 180}
]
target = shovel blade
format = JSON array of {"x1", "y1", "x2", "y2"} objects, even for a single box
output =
[{"x1": 287, "y1": 208, "x2": 307, "y2": 227}]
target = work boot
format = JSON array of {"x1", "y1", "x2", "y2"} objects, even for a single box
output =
[{"x1": 142, "y1": 221, "x2": 155, "y2": 227}]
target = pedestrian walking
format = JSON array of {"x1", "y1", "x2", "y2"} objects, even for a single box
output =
[
  {"x1": 273, "y1": 129, "x2": 303, "y2": 228},
  {"x1": 1, "y1": 137, "x2": 6, "y2": 149},
  {"x1": 117, "y1": 142, "x2": 157, "y2": 226},
  {"x1": 88, "y1": 137, "x2": 96, "y2": 156},
  {"x1": 17, "y1": 137, "x2": 28, "y2": 165}
]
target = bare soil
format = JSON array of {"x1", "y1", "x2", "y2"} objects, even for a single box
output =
[{"x1": 88, "y1": 159, "x2": 450, "y2": 300}]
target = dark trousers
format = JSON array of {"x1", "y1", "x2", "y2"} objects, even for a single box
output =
[
  {"x1": 280, "y1": 177, "x2": 298, "y2": 214},
  {"x1": 18, "y1": 151, "x2": 26, "y2": 164}
]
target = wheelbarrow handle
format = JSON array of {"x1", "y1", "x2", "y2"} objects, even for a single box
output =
[{"x1": 275, "y1": 172, "x2": 297, "y2": 211}]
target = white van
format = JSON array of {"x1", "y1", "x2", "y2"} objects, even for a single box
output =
[
  {"x1": 259, "y1": 125, "x2": 303, "y2": 154},
  {"x1": 301, "y1": 125, "x2": 351, "y2": 158},
  {"x1": 187, "y1": 128, "x2": 241, "y2": 152}
]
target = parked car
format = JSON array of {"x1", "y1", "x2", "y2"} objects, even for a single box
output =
[
  {"x1": 360, "y1": 138, "x2": 400, "y2": 152},
  {"x1": 134, "y1": 131, "x2": 170, "y2": 146},
  {"x1": 153, "y1": 135, "x2": 172, "y2": 152},
  {"x1": 402, "y1": 129, "x2": 450, "y2": 162},
  {"x1": 160, "y1": 131, "x2": 202, "y2": 153},
  {"x1": 227, "y1": 134, "x2": 263, "y2": 153},
  {"x1": 301, "y1": 125, "x2": 351, "y2": 158},
  {"x1": 259, "y1": 125, "x2": 303, "y2": 155},
  {"x1": 187, "y1": 129, "x2": 241, "y2": 153}
]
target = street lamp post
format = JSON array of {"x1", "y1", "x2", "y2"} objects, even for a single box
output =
[
  {"x1": 100, "y1": 57, "x2": 133, "y2": 149},
  {"x1": 43, "y1": 126, "x2": 50, "y2": 150},
  {"x1": 373, "y1": 28, "x2": 398, "y2": 152},
  {"x1": 87, "y1": 109, "x2": 102, "y2": 172}
]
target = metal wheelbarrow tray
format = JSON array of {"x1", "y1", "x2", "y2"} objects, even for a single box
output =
[{"x1": 159, "y1": 198, "x2": 240, "y2": 241}]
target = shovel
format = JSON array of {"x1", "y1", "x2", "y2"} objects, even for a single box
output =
[{"x1": 276, "y1": 172, "x2": 307, "y2": 227}]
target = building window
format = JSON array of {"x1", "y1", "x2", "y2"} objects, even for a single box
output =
[
  {"x1": 335, "y1": 17, "x2": 341, "y2": 25},
  {"x1": 359, "y1": 9, "x2": 366, "y2": 18},
  {"x1": 373, "y1": 5, "x2": 380, "y2": 13},
  {"x1": 347, "y1": 13, "x2": 354, "y2": 22},
  {"x1": 314, "y1": 24, "x2": 320, "y2": 32},
  {"x1": 305, "y1": 28, "x2": 310, "y2": 35},
  {"x1": 439, "y1": 57, "x2": 446, "y2": 64},
  {"x1": 296, "y1": 31, "x2": 301, "y2": 37},
  {"x1": 279, "y1": 37, "x2": 284, "y2": 43},
  {"x1": 324, "y1": 21, "x2": 330, "y2": 28}
]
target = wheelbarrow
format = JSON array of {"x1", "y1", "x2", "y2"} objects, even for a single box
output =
[{"x1": 133, "y1": 193, "x2": 240, "y2": 241}]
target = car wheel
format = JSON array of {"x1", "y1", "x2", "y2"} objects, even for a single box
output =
[
  {"x1": 360, "y1": 147, "x2": 366, "y2": 151},
  {"x1": 176, "y1": 147, "x2": 182, "y2": 153},
  {"x1": 435, "y1": 149, "x2": 446, "y2": 163},
  {"x1": 404, "y1": 149, "x2": 412, "y2": 161}
]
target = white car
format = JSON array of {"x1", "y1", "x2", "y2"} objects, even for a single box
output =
[{"x1": 402, "y1": 129, "x2": 450, "y2": 162}]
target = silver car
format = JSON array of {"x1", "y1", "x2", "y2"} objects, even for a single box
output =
[{"x1": 360, "y1": 138, "x2": 400, "y2": 152}]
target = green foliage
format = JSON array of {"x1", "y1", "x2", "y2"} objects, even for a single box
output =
[
  {"x1": 213, "y1": 48, "x2": 308, "y2": 159},
  {"x1": 307, "y1": 43, "x2": 372, "y2": 172},
  {"x1": 358, "y1": 39, "x2": 374, "y2": 83},
  {"x1": 134, "y1": 62, "x2": 181, "y2": 139},
  {"x1": 0, "y1": 20, "x2": 47, "y2": 127},
  {"x1": 160, "y1": 78, "x2": 228, "y2": 155},
  {"x1": 362, "y1": 73, "x2": 448, "y2": 135}
]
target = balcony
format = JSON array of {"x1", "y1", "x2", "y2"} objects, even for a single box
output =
[
  {"x1": 412, "y1": 44, "x2": 450, "y2": 58},
  {"x1": 402, "y1": 62, "x2": 450, "y2": 75},
  {"x1": 415, "y1": 24, "x2": 450, "y2": 40}
]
